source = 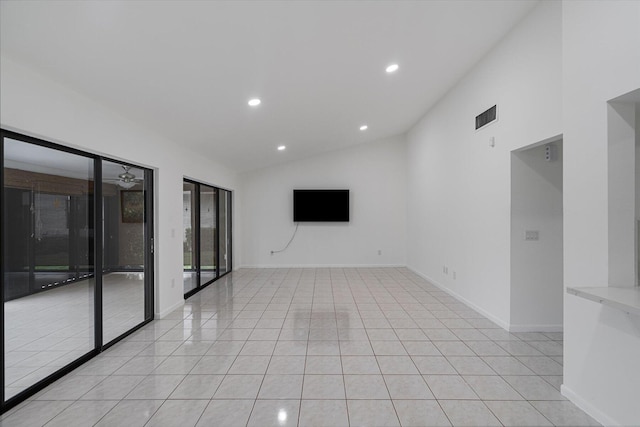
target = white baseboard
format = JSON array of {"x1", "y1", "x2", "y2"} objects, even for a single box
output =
[
  {"x1": 238, "y1": 264, "x2": 406, "y2": 269},
  {"x1": 406, "y1": 266, "x2": 510, "y2": 331},
  {"x1": 561, "y1": 384, "x2": 620, "y2": 427},
  {"x1": 156, "y1": 300, "x2": 184, "y2": 319},
  {"x1": 509, "y1": 324, "x2": 563, "y2": 333}
]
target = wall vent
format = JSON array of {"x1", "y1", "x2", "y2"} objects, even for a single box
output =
[{"x1": 475, "y1": 105, "x2": 497, "y2": 130}]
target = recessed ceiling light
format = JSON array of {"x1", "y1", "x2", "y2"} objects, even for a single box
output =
[
  {"x1": 277, "y1": 145, "x2": 286, "y2": 151},
  {"x1": 386, "y1": 64, "x2": 399, "y2": 73},
  {"x1": 360, "y1": 125, "x2": 368, "y2": 131},
  {"x1": 248, "y1": 98, "x2": 261, "y2": 107}
]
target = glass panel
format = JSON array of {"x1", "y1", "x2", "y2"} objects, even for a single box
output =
[
  {"x1": 3, "y1": 137, "x2": 94, "y2": 400},
  {"x1": 183, "y1": 181, "x2": 197, "y2": 294},
  {"x1": 102, "y1": 161, "x2": 146, "y2": 344},
  {"x1": 226, "y1": 191, "x2": 232, "y2": 272},
  {"x1": 200, "y1": 185, "x2": 216, "y2": 285},
  {"x1": 219, "y1": 190, "x2": 230, "y2": 275},
  {"x1": 636, "y1": 104, "x2": 640, "y2": 285},
  {"x1": 34, "y1": 193, "x2": 70, "y2": 276}
]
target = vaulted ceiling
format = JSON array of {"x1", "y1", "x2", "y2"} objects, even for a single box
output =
[{"x1": 1, "y1": 1, "x2": 537, "y2": 172}]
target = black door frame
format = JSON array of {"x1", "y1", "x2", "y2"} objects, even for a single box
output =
[{"x1": 1, "y1": 129, "x2": 155, "y2": 413}]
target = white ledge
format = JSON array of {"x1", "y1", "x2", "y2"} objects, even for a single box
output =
[{"x1": 567, "y1": 286, "x2": 640, "y2": 316}]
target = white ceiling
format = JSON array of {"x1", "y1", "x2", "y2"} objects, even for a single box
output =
[{"x1": 0, "y1": 0, "x2": 537, "y2": 172}]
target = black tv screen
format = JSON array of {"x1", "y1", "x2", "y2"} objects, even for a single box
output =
[{"x1": 293, "y1": 189, "x2": 349, "y2": 222}]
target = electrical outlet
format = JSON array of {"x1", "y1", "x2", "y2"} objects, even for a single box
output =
[
  {"x1": 453, "y1": 271, "x2": 456, "y2": 280},
  {"x1": 171, "y1": 278, "x2": 175, "y2": 288},
  {"x1": 444, "y1": 266, "x2": 448, "y2": 274},
  {"x1": 378, "y1": 249, "x2": 382, "y2": 255},
  {"x1": 524, "y1": 230, "x2": 539, "y2": 241}
]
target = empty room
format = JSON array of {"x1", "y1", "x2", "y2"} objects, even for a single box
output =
[{"x1": 1, "y1": 1, "x2": 639, "y2": 426}]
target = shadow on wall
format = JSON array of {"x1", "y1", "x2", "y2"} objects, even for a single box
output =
[{"x1": 510, "y1": 138, "x2": 563, "y2": 331}]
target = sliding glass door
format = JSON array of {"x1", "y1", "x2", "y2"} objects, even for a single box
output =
[
  {"x1": 200, "y1": 185, "x2": 217, "y2": 286},
  {"x1": 183, "y1": 179, "x2": 231, "y2": 298},
  {"x1": 219, "y1": 189, "x2": 231, "y2": 275},
  {"x1": 2, "y1": 137, "x2": 95, "y2": 402},
  {"x1": 183, "y1": 181, "x2": 198, "y2": 294},
  {"x1": 101, "y1": 160, "x2": 152, "y2": 344},
  {"x1": 1, "y1": 130, "x2": 154, "y2": 412}
]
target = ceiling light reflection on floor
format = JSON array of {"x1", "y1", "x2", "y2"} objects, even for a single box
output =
[{"x1": 278, "y1": 409, "x2": 287, "y2": 424}]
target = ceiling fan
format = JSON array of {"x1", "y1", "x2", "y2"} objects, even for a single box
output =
[{"x1": 107, "y1": 165, "x2": 143, "y2": 189}]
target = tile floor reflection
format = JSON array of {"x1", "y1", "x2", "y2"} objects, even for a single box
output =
[
  {"x1": 4, "y1": 272, "x2": 144, "y2": 399},
  {"x1": 1, "y1": 268, "x2": 600, "y2": 426}
]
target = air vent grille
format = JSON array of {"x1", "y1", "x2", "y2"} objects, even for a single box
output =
[{"x1": 475, "y1": 105, "x2": 497, "y2": 130}]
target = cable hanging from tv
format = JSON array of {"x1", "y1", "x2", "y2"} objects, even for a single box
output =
[{"x1": 270, "y1": 222, "x2": 299, "y2": 255}]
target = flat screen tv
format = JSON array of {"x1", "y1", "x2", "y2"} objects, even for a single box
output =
[{"x1": 293, "y1": 189, "x2": 349, "y2": 222}]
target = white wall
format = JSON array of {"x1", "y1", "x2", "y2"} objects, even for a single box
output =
[
  {"x1": 510, "y1": 142, "x2": 563, "y2": 331},
  {"x1": 406, "y1": 0, "x2": 562, "y2": 328},
  {"x1": 240, "y1": 136, "x2": 406, "y2": 267},
  {"x1": 0, "y1": 55, "x2": 240, "y2": 317},
  {"x1": 562, "y1": 1, "x2": 640, "y2": 425}
]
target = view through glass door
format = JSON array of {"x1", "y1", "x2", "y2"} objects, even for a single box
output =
[
  {"x1": 200, "y1": 185, "x2": 217, "y2": 286},
  {"x1": 219, "y1": 189, "x2": 231, "y2": 275},
  {"x1": 2, "y1": 137, "x2": 95, "y2": 402},
  {"x1": 183, "y1": 181, "x2": 198, "y2": 294},
  {"x1": 101, "y1": 160, "x2": 152, "y2": 344}
]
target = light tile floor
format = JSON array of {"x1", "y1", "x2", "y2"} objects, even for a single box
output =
[{"x1": 1, "y1": 268, "x2": 601, "y2": 426}]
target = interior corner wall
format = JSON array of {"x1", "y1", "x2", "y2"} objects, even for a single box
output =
[
  {"x1": 406, "y1": 0, "x2": 562, "y2": 328},
  {"x1": 562, "y1": 1, "x2": 640, "y2": 425},
  {"x1": 510, "y1": 143, "x2": 563, "y2": 331},
  {"x1": 239, "y1": 136, "x2": 407, "y2": 267},
  {"x1": 0, "y1": 55, "x2": 240, "y2": 318}
]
